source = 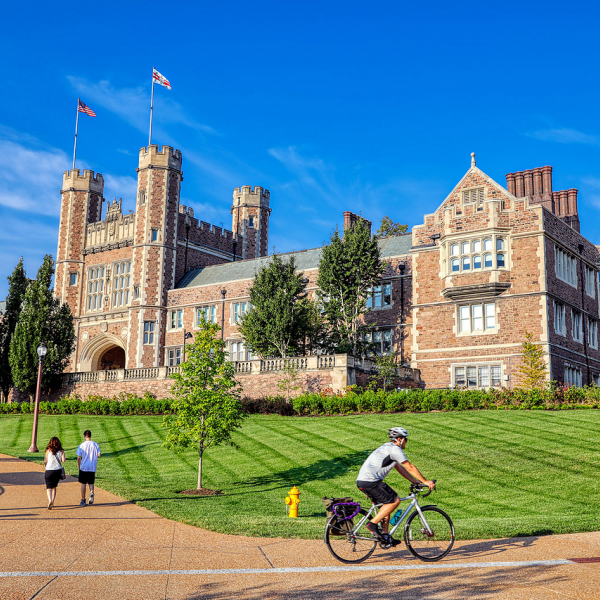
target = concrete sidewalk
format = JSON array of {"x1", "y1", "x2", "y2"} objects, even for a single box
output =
[{"x1": 1, "y1": 453, "x2": 599, "y2": 599}]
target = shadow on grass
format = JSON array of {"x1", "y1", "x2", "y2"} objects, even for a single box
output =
[{"x1": 234, "y1": 451, "x2": 371, "y2": 491}]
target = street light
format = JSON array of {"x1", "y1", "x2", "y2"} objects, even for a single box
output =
[{"x1": 28, "y1": 342, "x2": 47, "y2": 453}]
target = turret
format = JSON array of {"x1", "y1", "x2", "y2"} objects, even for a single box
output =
[
  {"x1": 231, "y1": 185, "x2": 271, "y2": 259},
  {"x1": 55, "y1": 169, "x2": 105, "y2": 316},
  {"x1": 129, "y1": 144, "x2": 183, "y2": 367}
]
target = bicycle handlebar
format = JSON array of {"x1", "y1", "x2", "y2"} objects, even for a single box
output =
[{"x1": 410, "y1": 478, "x2": 436, "y2": 497}]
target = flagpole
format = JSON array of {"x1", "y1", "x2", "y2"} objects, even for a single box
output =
[
  {"x1": 73, "y1": 98, "x2": 80, "y2": 170},
  {"x1": 149, "y1": 69, "x2": 155, "y2": 147}
]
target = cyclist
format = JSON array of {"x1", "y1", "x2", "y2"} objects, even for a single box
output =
[{"x1": 356, "y1": 427, "x2": 435, "y2": 541}]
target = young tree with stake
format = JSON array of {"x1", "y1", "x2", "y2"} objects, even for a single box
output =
[{"x1": 163, "y1": 319, "x2": 247, "y2": 491}]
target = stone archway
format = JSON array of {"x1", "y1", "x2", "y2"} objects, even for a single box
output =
[{"x1": 79, "y1": 333, "x2": 127, "y2": 372}]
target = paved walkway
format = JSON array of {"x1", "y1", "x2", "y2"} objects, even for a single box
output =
[{"x1": 1, "y1": 454, "x2": 600, "y2": 599}]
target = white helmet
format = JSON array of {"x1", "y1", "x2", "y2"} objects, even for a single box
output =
[{"x1": 388, "y1": 427, "x2": 409, "y2": 441}]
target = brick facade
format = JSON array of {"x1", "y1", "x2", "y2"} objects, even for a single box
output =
[{"x1": 41, "y1": 147, "x2": 600, "y2": 402}]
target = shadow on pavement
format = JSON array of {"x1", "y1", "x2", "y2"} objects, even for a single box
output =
[{"x1": 179, "y1": 564, "x2": 567, "y2": 599}]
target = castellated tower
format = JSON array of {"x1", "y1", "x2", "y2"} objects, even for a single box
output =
[
  {"x1": 128, "y1": 144, "x2": 183, "y2": 368},
  {"x1": 55, "y1": 169, "x2": 104, "y2": 316},
  {"x1": 231, "y1": 186, "x2": 271, "y2": 259}
]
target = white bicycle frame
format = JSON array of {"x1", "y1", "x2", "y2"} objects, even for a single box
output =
[{"x1": 351, "y1": 491, "x2": 434, "y2": 540}]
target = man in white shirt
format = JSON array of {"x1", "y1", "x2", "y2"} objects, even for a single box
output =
[{"x1": 76, "y1": 430, "x2": 101, "y2": 507}]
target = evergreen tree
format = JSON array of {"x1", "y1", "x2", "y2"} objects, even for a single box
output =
[
  {"x1": 518, "y1": 331, "x2": 547, "y2": 390},
  {"x1": 317, "y1": 220, "x2": 385, "y2": 355},
  {"x1": 0, "y1": 258, "x2": 29, "y2": 402},
  {"x1": 9, "y1": 255, "x2": 75, "y2": 401},
  {"x1": 375, "y1": 216, "x2": 408, "y2": 238},
  {"x1": 163, "y1": 319, "x2": 246, "y2": 490},
  {"x1": 239, "y1": 254, "x2": 309, "y2": 358}
]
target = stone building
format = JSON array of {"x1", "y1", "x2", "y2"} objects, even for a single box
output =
[{"x1": 50, "y1": 145, "x2": 599, "y2": 398}]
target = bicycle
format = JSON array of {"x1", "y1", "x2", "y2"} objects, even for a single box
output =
[{"x1": 324, "y1": 481, "x2": 455, "y2": 564}]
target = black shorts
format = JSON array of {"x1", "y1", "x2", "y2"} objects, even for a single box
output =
[
  {"x1": 78, "y1": 470, "x2": 96, "y2": 485},
  {"x1": 356, "y1": 480, "x2": 398, "y2": 505},
  {"x1": 45, "y1": 469, "x2": 62, "y2": 489}
]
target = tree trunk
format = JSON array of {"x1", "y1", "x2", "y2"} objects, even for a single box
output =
[
  {"x1": 29, "y1": 394, "x2": 34, "y2": 405},
  {"x1": 197, "y1": 450, "x2": 203, "y2": 490}
]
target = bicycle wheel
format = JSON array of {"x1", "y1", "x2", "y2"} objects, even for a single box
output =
[
  {"x1": 404, "y1": 507, "x2": 455, "y2": 562},
  {"x1": 324, "y1": 509, "x2": 377, "y2": 564}
]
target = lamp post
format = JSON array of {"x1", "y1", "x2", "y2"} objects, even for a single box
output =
[
  {"x1": 221, "y1": 289, "x2": 227, "y2": 340},
  {"x1": 28, "y1": 342, "x2": 47, "y2": 453},
  {"x1": 183, "y1": 330, "x2": 193, "y2": 362}
]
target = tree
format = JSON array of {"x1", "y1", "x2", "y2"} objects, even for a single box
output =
[
  {"x1": 372, "y1": 353, "x2": 398, "y2": 392},
  {"x1": 0, "y1": 258, "x2": 29, "y2": 402},
  {"x1": 239, "y1": 253, "x2": 309, "y2": 358},
  {"x1": 163, "y1": 319, "x2": 247, "y2": 490},
  {"x1": 277, "y1": 361, "x2": 301, "y2": 402},
  {"x1": 301, "y1": 297, "x2": 332, "y2": 355},
  {"x1": 518, "y1": 332, "x2": 547, "y2": 390},
  {"x1": 9, "y1": 255, "x2": 75, "y2": 402},
  {"x1": 375, "y1": 216, "x2": 408, "y2": 238},
  {"x1": 317, "y1": 220, "x2": 386, "y2": 355}
]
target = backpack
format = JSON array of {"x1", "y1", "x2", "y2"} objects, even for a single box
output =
[{"x1": 322, "y1": 496, "x2": 357, "y2": 536}]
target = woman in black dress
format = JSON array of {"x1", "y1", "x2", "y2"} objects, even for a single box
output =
[{"x1": 44, "y1": 437, "x2": 65, "y2": 509}]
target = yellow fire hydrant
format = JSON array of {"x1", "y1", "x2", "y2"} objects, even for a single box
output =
[{"x1": 285, "y1": 485, "x2": 301, "y2": 518}]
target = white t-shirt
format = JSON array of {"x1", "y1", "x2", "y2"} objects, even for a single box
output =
[
  {"x1": 76, "y1": 440, "x2": 101, "y2": 472},
  {"x1": 46, "y1": 450, "x2": 63, "y2": 471}
]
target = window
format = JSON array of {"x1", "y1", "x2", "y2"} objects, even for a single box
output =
[
  {"x1": 170, "y1": 309, "x2": 183, "y2": 330},
  {"x1": 151, "y1": 229, "x2": 158, "y2": 242},
  {"x1": 585, "y1": 265, "x2": 596, "y2": 298},
  {"x1": 448, "y1": 236, "x2": 506, "y2": 274},
  {"x1": 143, "y1": 321, "x2": 155, "y2": 344},
  {"x1": 167, "y1": 348, "x2": 181, "y2": 366},
  {"x1": 69, "y1": 273, "x2": 77, "y2": 286},
  {"x1": 564, "y1": 365, "x2": 582, "y2": 387},
  {"x1": 463, "y1": 188, "x2": 484, "y2": 206},
  {"x1": 233, "y1": 302, "x2": 250, "y2": 323},
  {"x1": 140, "y1": 192, "x2": 146, "y2": 206},
  {"x1": 248, "y1": 217, "x2": 254, "y2": 228},
  {"x1": 454, "y1": 364, "x2": 501, "y2": 388},
  {"x1": 362, "y1": 329, "x2": 393, "y2": 355},
  {"x1": 197, "y1": 305, "x2": 217, "y2": 324},
  {"x1": 366, "y1": 282, "x2": 392, "y2": 309},
  {"x1": 554, "y1": 302, "x2": 566, "y2": 336},
  {"x1": 589, "y1": 319, "x2": 598, "y2": 349},
  {"x1": 112, "y1": 261, "x2": 131, "y2": 307},
  {"x1": 555, "y1": 246, "x2": 577, "y2": 287},
  {"x1": 572, "y1": 310, "x2": 583, "y2": 343},
  {"x1": 86, "y1": 266, "x2": 105, "y2": 312},
  {"x1": 133, "y1": 285, "x2": 140, "y2": 300},
  {"x1": 458, "y1": 303, "x2": 496, "y2": 334}
]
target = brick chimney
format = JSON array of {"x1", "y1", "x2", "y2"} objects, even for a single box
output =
[
  {"x1": 343, "y1": 211, "x2": 372, "y2": 236},
  {"x1": 505, "y1": 165, "x2": 579, "y2": 232}
]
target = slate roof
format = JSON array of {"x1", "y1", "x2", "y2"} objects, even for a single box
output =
[{"x1": 177, "y1": 233, "x2": 412, "y2": 289}]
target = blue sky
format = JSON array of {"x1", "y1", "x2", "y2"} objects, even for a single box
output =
[{"x1": 2, "y1": 0, "x2": 600, "y2": 298}]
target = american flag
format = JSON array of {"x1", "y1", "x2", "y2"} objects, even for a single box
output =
[
  {"x1": 153, "y1": 68, "x2": 171, "y2": 90},
  {"x1": 78, "y1": 100, "x2": 96, "y2": 117}
]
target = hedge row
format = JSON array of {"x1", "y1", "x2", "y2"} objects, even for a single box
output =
[
  {"x1": 290, "y1": 385, "x2": 600, "y2": 415},
  {"x1": 2, "y1": 385, "x2": 600, "y2": 416}
]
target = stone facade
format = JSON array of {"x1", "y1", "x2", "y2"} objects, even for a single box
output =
[{"x1": 44, "y1": 145, "x2": 600, "y2": 400}]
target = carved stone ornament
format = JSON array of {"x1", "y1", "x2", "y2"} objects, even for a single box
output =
[
  {"x1": 82, "y1": 331, "x2": 89, "y2": 342},
  {"x1": 121, "y1": 327, "x2": 128, "y2": 338},
  {"x1": 101, "y1": 322, "x2": 108, "y2": 333}
]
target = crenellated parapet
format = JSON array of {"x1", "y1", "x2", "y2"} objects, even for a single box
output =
[
  {"x1": 61, "y1": 169, "x2": 104, "y2": 193},
  {"x1": 137, "y1": 144, "x2": 183, "y2": 172},
  {"x1": 178, "y1": 204, "x2": 242, "y2": 246}
]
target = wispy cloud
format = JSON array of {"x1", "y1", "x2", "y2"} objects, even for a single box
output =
[
  {"x1": 67, "y1": 76, "x2": 218, "y2": 135},
  {"x1": 579, "y1": 176, "x2": 600, "y2": 210},
  {"x1": 526, "y1": 128, "x2": 600, "y2": 145},
  {"x1": 103, "y1": 174, "x2": 138, "y2": 208}
]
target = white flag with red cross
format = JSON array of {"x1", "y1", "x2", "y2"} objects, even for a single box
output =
[{"x1": 153, "y1": 68, "x2": 171, "y2": 90}]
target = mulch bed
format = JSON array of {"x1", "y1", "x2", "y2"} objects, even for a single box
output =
[{"x1": 177, "y1": 488, "x2": 223, "y2": 496}]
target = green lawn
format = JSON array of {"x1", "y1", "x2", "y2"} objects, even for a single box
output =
[{"x1": 1, "y1": 411, "x2": 600, "y2": 540}]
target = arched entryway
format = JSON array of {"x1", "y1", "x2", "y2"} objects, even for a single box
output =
[{"x1": 79, "y1": 334, "x2": 127, "y2": 371}]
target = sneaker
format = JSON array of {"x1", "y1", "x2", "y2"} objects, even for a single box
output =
[
  {"x1": 366, "y1": 521, "x2": 384, "y2": 540},
  {"x1": 79, "y1": 499, "x2": 86, "y2": 507},
  {"x1": 89, "y1": 492, "x2": 94, "y2": 505},
  {"x1": 391, "y1": 538, "x2": 402, "y2": 547},
  {"x1": 48, "y1": 502, "x2": 53, "y2": 510}
]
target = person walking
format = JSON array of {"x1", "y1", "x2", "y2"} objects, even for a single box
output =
[
  {"x1": 44, "y1": 437, "x2": 65, "y2": 510},
  {"x1": 76, "y1": 430, "x2": 101, "y2": 507}
]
